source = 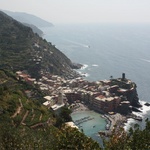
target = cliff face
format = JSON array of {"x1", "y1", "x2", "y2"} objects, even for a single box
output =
[
  {"x1": 110, "y1": 77, "x2": 141, "y2": 108},
  {"x1": 126, "y1": 85, "x2": 141, "y2": 107},
  {"x1": 0, "y1": 11, "x2": 79, "y2": 79}
]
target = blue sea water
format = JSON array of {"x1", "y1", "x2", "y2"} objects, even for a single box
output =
[
  {"x1": 41, "y1": 23, "x2": 150, "y2": 133},
  {"x1": 71, "y1": 110, "x2": 106, "y2": 144}
]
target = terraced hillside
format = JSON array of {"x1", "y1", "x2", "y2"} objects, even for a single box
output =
[
  {"x1": 0, "y1": 69, "x2": 100, "y2": 149},
  {"x1": 0, "y1": 69, "x2": 54, "y2": 126}
]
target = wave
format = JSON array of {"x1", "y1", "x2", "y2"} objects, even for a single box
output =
[
  {"x1": 77, "y1": 64, "x2": 90, "y2": 78},
  {"x1": 81, "y1": 73, "x2": 89, "y2": 77},
  {"x1": 124, "y1": 118, "x2": 135, "y2": 131},
  {"x1": 63, "y1": 39, "x2": 89, "y2": 48},
  {"x1": 77, "y1": 71, "x2": 90, "y2": 78},
  {"x1": 80, "y1": 64, "x2": 89, "y2": 70},
  {"x1": 140, "y1": 58, "x2": 150, "y2": 63},
  {"x1": 92, "y1": 64, "x2": 98, "y2": 67},
  {"x1": 83, "y1": 45, "x2": 90, "y2": 48},
  {"x1": 139, "y1": 100, "x2": 150, "y2": 115},
  {"x1": 124, "y1": 100, "x2": 150, "y2": 131}
]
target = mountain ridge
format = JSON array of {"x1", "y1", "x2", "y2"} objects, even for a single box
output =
[
  {"x1": 23, "y1": 23, "x2": 44, "y2": 37},
  {"x1": 2, "y1": 10, "x2": 54, "y2": 27}
]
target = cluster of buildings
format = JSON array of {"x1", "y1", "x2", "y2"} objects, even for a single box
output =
[
  {"x1": 16, "y1": 71, "x2": 36, "y2": 84},
  {"x1": 16, "y1": 71, "x2": 135, "y2": 115}
]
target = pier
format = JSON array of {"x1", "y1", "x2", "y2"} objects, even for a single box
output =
[{"x1": 74, "y1": 116, "x2": 94, "y2": 125}]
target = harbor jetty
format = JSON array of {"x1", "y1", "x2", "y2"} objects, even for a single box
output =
[{"x1": 74, "y1": 116, "x2": 94, "y2": 125}]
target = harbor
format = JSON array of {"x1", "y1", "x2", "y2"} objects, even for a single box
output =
[
  {"x1": 71, "y1": 102, "x2": 130, "y2": 140},
  {"x1": 71, "y1": 103, "x2": 106, "y2": 144}
]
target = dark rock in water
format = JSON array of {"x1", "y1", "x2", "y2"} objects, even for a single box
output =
[
  {"x1": 132, "y1": 115, "x2": 142, "y2": 121},
  {"x1": 132, "y1": 106, "x2": 142, "y2": 112},
  {"x1": 144, "y1": 102, "x2": 150, "y2": 106},
  {"x1": 71, "y1": 63, "x2": 83, "y2": 69}
]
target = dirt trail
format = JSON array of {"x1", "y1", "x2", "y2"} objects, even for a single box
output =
[
  {"x1": 21, "y1": 110, "x2": 29, "y2": 125},
  {"x1": 11, "y1": 99, "x2": 23, "y2": 118}
]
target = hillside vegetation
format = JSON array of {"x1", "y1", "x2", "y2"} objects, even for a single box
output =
[
  {"x1": 0, "y1": 11, "x2": 79, "y2": 79},
  {"x1": 0, "y1": 11, "x2": 150, "y2": 150},
  {"x1": 0, "y1": 11, "x2": 100, "y2": 149},
  {"x1": 0, "y1": 69, "x2": 100, "y2": 149}
]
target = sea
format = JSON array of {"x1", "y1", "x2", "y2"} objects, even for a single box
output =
[{"x1": 41, "y1": 23, "x2": 150, "y2": 141}]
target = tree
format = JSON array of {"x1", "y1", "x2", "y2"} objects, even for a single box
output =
[
  {"x1": 104, "y1": 119, "x2": 150, "y2": 150},
  {"x1": 55, "y1": 106, "x2": 72, "y2": 128},
  {"x1": 60, "y1": 106, "x2": 72, "y2": 122}
]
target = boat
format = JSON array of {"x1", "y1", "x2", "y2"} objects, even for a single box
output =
[{"x1": 105, "y1": 124, "x2": 110, "y2": 130}]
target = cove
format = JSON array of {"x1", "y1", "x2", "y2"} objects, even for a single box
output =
[{"x1": 71, "y1": 110, "x2": 106, "y2": 144}]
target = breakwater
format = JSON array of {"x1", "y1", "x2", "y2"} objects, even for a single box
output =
[{"x1": 74, "y1": 116, "x2": 94, "y2": 125}]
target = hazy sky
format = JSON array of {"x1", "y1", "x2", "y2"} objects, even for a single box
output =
[{"x1": 1, "y1": 0, "x2": 150, "y2": 24}]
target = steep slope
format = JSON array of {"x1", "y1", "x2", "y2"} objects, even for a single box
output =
[
  {"x1": 0, "y1": 69, "x2": 53, "y2": 126},
  {"x1": 0, "y1": 11, "x2": 79, "y2": 79},
  {"x1": 23, "y1": 23, "x2": 43, "y2": 36}
]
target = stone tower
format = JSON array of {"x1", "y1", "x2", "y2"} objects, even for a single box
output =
[
  {"x1": 57, "y1": 91, "x2": 63, "y2": 105},
  {"x1": 122, "y1": 73, "x2": 125, "y2": 81}
]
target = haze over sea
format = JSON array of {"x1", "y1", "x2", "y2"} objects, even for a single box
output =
[{"x1": 41, "y1": 23, "x2": 150, "y2": 128}]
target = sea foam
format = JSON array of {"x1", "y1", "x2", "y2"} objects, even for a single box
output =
[
  {"x1": 92, "y1": 64, "x2": 99, "y2": 67},
  {"x1": 139, "y1": 100, "x2": 150, "y2": 115},
  {"x1": 64, "y1": 39, "x2": 89, "y2": 48},
  {"x1": 141, "y1": 58, "x2": 150, "y2": 63},
  {"x1": 124, "y1": 100, "x2": 150, "y2": 131},
  {"x1": 80, "y1": 64, "x2": 88, "y2": 70}
]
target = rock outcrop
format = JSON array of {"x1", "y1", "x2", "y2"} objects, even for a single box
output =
[{"x1": 110, "y1": 73, "x2": 142, "y2": 114}]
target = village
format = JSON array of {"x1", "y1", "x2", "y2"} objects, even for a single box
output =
[{"x1": 16, "y1": 70, "x2": 142, "y2": 131}]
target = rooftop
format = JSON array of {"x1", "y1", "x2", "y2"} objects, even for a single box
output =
[
  {"x1": 44, "y1": 96, "x2": 53, "y2": 101},
  {"x1": 65, "y1": 122, "x2": 79, "y2": 129},
  {"x1": 95, "y1": 95, "x2": 115, "y2": 102},
  {"x1": 43, "y1": 101, "x2": 51, "y2": 106},
  {"x1": 51, "y1": 103, "x2": 65, "y2": 111}
]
